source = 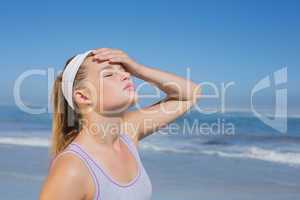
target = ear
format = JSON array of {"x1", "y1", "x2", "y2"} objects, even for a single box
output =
[{"x1": 73, "y1": 89, "x2": 92, "y2": 107}]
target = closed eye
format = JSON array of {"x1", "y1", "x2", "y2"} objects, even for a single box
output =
[
  {"x1": 101, "y1": 66, "x2": 124, "y2": 78},
  {"x1": 103, "y1": 73, "x2": 113, "y2": 77}
]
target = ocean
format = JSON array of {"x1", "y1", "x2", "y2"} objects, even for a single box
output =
[{"x1": 0, "y1": 105, "x2": 299, "y2": 200}]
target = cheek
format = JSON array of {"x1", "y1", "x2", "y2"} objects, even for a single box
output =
[
  {"x1": 101, "y1": 81, "x2": 123, "y2": 98},
  {"x1": 96, "y1": 81, "x2": 129, "y2": 110},
  {"x1": 96, "y1": 78, "x2": 132, "y2": 112}
]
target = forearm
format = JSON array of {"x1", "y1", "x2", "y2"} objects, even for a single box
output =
[{"x1": 133, "y1": 64, "x2": 200, "y2": 101}]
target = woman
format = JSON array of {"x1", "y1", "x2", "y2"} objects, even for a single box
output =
[{"x1": 39, "y1": 48, "x2": 200, "y2": 200}]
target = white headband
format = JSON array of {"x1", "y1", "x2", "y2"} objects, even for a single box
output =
[{"x1": 61, "y1": 50, "x2": 94, "y2": 110}]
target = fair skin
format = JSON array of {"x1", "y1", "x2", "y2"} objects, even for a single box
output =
[{"x1": 39, "y1": 48, "x2": 201, "y2": 200}]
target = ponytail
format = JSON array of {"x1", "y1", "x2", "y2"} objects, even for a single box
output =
[{"x1": 50, "y1": 56, "x2": 87, "y2": 157}]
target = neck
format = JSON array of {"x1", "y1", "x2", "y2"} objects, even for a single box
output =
[{"x1": 79, "y1": 110, "x2": 124, "y2": 147}]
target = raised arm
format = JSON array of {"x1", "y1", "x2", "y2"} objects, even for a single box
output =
[{"x1": 92, "y1": 48, "x2": 201, "y2": 145}]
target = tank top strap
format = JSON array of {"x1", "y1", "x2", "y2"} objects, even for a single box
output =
[
  {"x1": 69, "y1": 135, "x2": 143, "y2": 188},
  {"x1": 66, "y1": 136, "x2": 152, "y2": 199},
  {"x1": 119, "y1": 133, "x2": 140, "y2": 159},
  {"x1": 49, "y1": 146, "x2": 100, "y2": 200}
]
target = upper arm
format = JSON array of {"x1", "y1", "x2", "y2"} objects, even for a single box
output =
[
  {"x1": 39, "y1": 153, "x2": 88, "y2": 200},
  {"x1": 123, "y1": 96, "x2": 199, "y2": 144}
]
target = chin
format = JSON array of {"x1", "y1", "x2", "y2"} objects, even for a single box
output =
[
  {"x1": 127, "y1": 90, "x2": 138, "y2": 105},
  {"x1": 132, "y1": 93, "x2": 139, "y2": 104}
]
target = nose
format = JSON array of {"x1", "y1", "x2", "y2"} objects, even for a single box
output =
[{"x1": 120, "y1": 71, "x2": 131, "y2": 81}]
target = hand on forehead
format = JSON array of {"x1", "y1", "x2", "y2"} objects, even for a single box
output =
[{"x1": 85, "y1": 56, "x2": 125, "y2": 72}]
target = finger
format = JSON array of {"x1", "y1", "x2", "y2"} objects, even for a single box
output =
[
  {"x1": 108, "y1": 56, "x2": 127, "y2": 63},
  {"x1": 92, "y1": 48, "x2": 121, "y2": 54},
  {"x1": 92, "y1": 52, "x2": 118, "y2": 62},
  {"x1": 94, "y1": 53, "x2": 126, "y2": 60},
  {"x1": 91, "y1": 48, "x2": 112, "y2": 55},
  {"x1": 112, "y1": 49, "x2": 124, "y2": 54},
  {"x1": 93, "y1": 50, "x2": 126, "y2": 58},
  {"x1": 92, "y1": 55, "x2": 118, "y2": 63},
  {"x1": 92, "y1": 57, "x2": 109, "y2": 63},
  {"x1": 95, "y1": 50, "x2": 114, "y2": 56},
  {"x1": 93, "y1": 48, "x2": 126, "y2": 57}
]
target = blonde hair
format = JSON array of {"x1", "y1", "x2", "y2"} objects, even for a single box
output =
[{"x1": 50, "y1": 56, "x2": 89, "y2": 157}]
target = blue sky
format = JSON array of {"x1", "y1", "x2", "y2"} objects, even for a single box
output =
[{"x1": 0, "y1": 0, "x2": 299, "y2": 114}]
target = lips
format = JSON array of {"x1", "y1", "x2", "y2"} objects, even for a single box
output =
[{"x1": 123, "y1": 82, "x2": 134, "y2": 90}]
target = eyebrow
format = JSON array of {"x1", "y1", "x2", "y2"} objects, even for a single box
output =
[{"x1": 100, "y1": 64, "x2": 124, "y2": 71}]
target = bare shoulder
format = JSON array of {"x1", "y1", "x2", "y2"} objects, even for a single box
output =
[{"x1": 39, "y1": 152, "x2": 93, "y2": 200}]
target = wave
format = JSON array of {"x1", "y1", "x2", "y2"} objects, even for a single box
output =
[
  {"x1": 1, "y1": 136, "x2": 300, "y2": 167},
  {"x1": 141, "y1": 142, "x2": 300, "y2": 167},
  {"x1": 0, "y1": 137, "x2": 49, "y2": 147},
  {"x1": 200, "y1": 147, "x2": 300, "y2": 166}
]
